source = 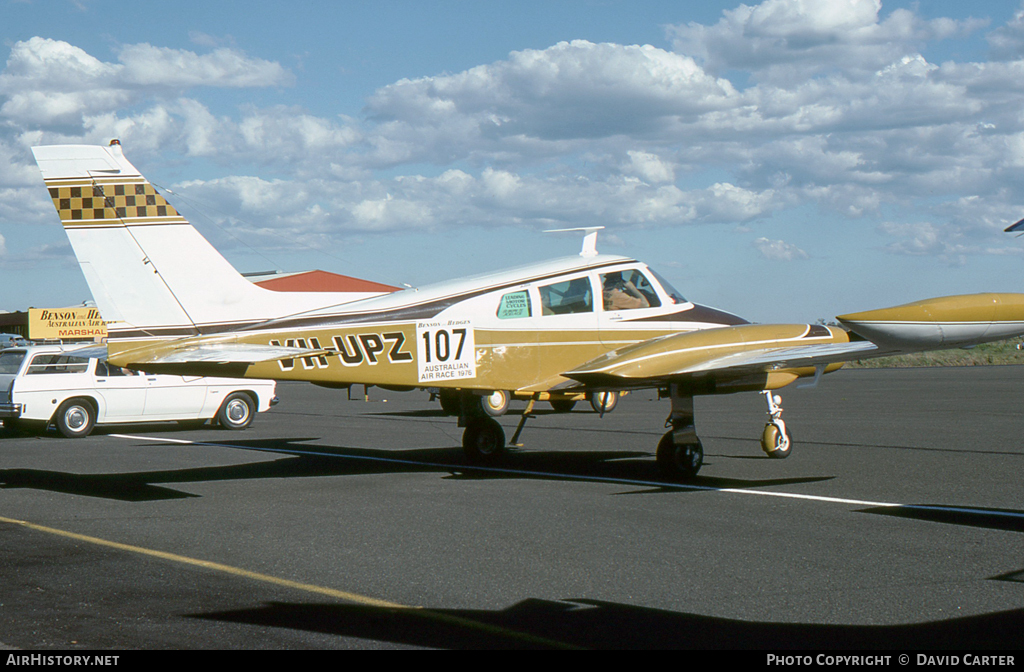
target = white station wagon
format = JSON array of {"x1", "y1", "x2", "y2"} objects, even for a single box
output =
[{"x1": 0, "y1": 345, "x2": 277, "y2": 437}]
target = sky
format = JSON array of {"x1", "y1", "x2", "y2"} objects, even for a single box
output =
[{"x1": 3, "y1": 0, "x2": 1024, "y2": 323}]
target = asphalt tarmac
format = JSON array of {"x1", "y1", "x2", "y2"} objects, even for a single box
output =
[{"x1": 0, "y1": 366, "x2": 1022, "y2": 650}]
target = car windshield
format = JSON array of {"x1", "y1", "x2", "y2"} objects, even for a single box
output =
[
  {"x1": 648, "y1": 269, "x2": 687, "y2": 304},
  {"x1": 0, "y1": 350, "x2": 25, "y2": 375}
]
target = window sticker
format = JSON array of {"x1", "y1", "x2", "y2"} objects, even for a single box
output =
[{"x1": 497, "y1": 291, "x2": 532, "y2": 319}]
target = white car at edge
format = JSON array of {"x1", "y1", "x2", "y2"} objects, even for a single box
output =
[{"x1": 0, "y1": 344, "x2": 278, "y2": 437}]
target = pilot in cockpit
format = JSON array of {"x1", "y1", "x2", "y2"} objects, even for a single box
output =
[{"x1": 602, "y1": 272, "x2": 649, "y2": 311}]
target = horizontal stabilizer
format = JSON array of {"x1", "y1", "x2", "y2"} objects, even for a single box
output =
[{"x1": 127, "y1": 342, "x2": 333, "y2": 366}]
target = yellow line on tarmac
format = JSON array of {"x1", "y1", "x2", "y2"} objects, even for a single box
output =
[{"x1": 0, "y1": 515, "x2": 579, "y2": 649}]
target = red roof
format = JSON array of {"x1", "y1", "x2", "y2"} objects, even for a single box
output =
[{"x1": 254, "y1": 270, "x2": 399, "y2": 293}]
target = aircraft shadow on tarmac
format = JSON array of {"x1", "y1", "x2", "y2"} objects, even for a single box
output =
[
  {"x1": 189, "y1": 596, "x2": 1024, "y2": 650},
  {"x1": 0, "y1": 437, "x2": 832, "y2": 502},
  {"x1": 858, "y1": 504, "x2": 1024, "y2": 533}
]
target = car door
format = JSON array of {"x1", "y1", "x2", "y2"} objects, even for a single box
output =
[
  {"x1": 141, "y1": 373, "x2": 208, "y2": 419},
  {"x1": 93, "y1": 360, "x2": 147, "y2": 419}
]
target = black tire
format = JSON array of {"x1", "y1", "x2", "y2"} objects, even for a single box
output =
[
  {"x1": 588, "y1": 391, "x2": 618, "y2": 413},
  {"x1": 761, "y1": 423, "x2": 793, "y2": 459},
  {"x1": 462, "y1": 417, "x2": 506, "y2": 460},
  {"x1": 480, "y1": 390, "x2": 510, "y2": 417},
  {"x1": 438, "y1": 390, "x2": 461, "y2": 416},
  {"x1": 656, "y1": 431, "x2": 703, "y2": 479},
  {"x1": 217, "y1": 392, "x2": 255, "y2": 430},
  {"x1": 55, "y1": 399, "x2": 96, "y2": 438},
  {"x1": 549, "y1": 398, "x2": 577, "y2": 413}
]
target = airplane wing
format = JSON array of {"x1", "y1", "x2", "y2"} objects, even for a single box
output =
[{"x1": 565, "y1": 292, "x2": 1024, "y2": 391}]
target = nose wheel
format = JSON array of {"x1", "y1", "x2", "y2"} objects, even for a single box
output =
[{"x1": 761, "y1": 391, "x2": 792, "y2": 458}]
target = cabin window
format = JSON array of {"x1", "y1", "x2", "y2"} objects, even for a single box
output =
[
  {"x1": 496, "y1": 291, "x2": 532, "y2": 319},
  {"x1": 539, "y1": 278, "x2": 593, "y2": 315},
  {"x1": 601, "y1": 270, "x2": 662, "y2": 310},
  {"x1": 26, "y1": 354, "x2": 90, "y2": 375}
]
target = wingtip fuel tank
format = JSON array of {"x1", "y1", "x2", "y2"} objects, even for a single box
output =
[{"x1": 837, "y1": 293, "x2": 1024, "y2": 348}]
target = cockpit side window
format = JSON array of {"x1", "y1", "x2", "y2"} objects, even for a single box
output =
[
  {"x1": 496, "y1": 290, "x2": 532, "y2": 319},
  {"x1": 539, "y1": 278, "x2": 593, "y2": 315},
  {"x1": 601, "y1": 270, "x2": 661, "y2": 311}
]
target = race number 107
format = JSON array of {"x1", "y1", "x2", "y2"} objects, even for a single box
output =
[
  {"x1": 415, "y1": 323, "x2": 476, "y2": 382},
  {"x1": 420, "y1": 327, "x2": 467, "y2": 363}
]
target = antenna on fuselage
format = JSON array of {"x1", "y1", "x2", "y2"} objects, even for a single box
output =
[{"x1": 543, "y1": 226, "x2": 605, "y2": 257}]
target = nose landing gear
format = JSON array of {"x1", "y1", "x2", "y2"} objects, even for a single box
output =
[{"x1": 761, "y1": 390, "x2": 792, "y2": 458}]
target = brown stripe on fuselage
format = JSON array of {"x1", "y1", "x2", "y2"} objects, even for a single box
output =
[{"x1": 621, "y1": 303, "x2": 749, "y2": 326}]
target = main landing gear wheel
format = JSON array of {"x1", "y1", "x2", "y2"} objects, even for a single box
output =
[
  {"x1": 588, "y1": 391, "x2": 618, "y2": 414},
  {"x1": 656, "y1": 431, "x2": 703, "y2": 480},
  {"x1": 438, "y1": 390, "x2": 461, "y2": 416},
  {"x1": 550, "y1": 398, "x2": 577, "y2": 413},
  {"x1": 55, "y1": 399, "x2": 95, "y2": 438},
  {"x1": 480, "y1": 390, "x2": 510, "y2": 417},
  {"x1": 761, "y1": 423, "x2": 793, "y2": 459},
  {"x1": 462, "y1": 417, "x2": 506, "y2": 460}
]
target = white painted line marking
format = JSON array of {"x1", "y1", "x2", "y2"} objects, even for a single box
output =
[{"x1": 110, "y1": 434, "x2": 1024, "y2": 521}]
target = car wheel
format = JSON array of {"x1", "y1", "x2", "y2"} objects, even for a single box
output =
[
  {"x1": 55, "y1": 399, "x2": 96, "y2": 438},
  {"x1": 217, "y1": 393, "x2": 255, "y2": 430}
]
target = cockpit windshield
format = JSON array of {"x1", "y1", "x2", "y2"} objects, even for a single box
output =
[{"x1": 648, "y1": 269, "x2": 686, "y2": 304}]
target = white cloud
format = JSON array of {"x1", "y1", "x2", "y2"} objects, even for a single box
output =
[
  {"x1": 753, "y1": 236, "x2": 808, "y2": 260},
  {"x1": 877, "y1": 221, "x2": 974, "y2": 264},
  {"x1": 0, "y1": 37, "x2": 292, "y2": 128},
  {"x1": 669, "y1": 0, "x2": 984, "y2": 85},
  {"x1": 624, "y1": 150, "x2": 675, "y2": 183},
  {"x1": 362, "y1": 39, "x2": 738, "y2": 164},
  {"x1": 987, "y1": 7, "x2": 1024, "y2": 60},
  {"x1": 4, "y1": 0, "x2": 1024, "y2": 269},
  {"x1": 116, "y1": 43, "x2": 292, "y2": 88}
]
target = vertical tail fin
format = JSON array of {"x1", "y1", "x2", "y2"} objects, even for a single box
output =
[{"x1": 32, "y1": 142, "x2": 385, "y2": 341}]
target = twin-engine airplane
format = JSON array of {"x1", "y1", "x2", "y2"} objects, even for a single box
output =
[{"x1": 30, "y1": 141, "x2": 1024, "y2": 478}]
